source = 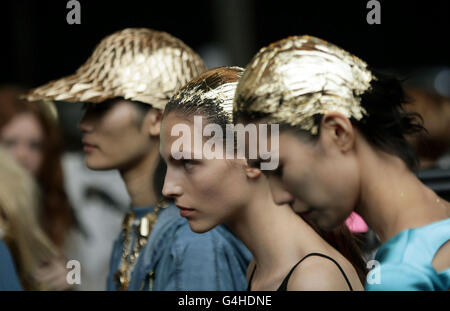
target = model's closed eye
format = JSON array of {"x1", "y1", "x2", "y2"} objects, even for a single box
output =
[{"x1": 179, "y1": 159, "x2": 201, "y2": 172}]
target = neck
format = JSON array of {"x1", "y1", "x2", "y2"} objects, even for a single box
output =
[
  {"x1": 120, "y1": 146, "x2": 160, "y2": 208},
  {"x1": 227, "y1": 180, "x2": 327, "y2": 274},
  {"x1": 355, "y1": 144, "x2": 449, "y2": 243}
]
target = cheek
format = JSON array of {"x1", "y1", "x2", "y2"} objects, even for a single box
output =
[
  {"x1": 28, "y1": 149, "x2": 44, "y2": 173},
  {"x1": 91, "y1": 122, "x2": 149, "y2": 166},
  {"x1": 192, "y1": 162, "x2": 246, "y2": 211},
  {"x1": 191, "y1": 164, "x2": 229, "y2": 202},
  {"x1": 312, "y1": 157, "x2": 360, "y2": 228},
  {"x1": 95, "y1": 107, "x2": 138, "y2": 147},
  {"x1": 282, "y1": 162, "x2": 311, "y2": 202},
  {"x1": 324, "y1": 158, "x2": 359, "y2": 206}
]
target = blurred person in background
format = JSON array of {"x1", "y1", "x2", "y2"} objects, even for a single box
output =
[
  {"x1": 0, "y1": 85, "x2": 76, "y2": 290},
  {"x1": 0, "y1": 147, "x2": 63, "y2": 290},
  {"x1": 404, "y1": 89, "x2": 450, "y2": 169}
]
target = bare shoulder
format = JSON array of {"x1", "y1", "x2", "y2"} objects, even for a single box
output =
[
  {"x1": 286, "y1": 255, "x2": 354, "y2": 291},
  {"x1": 431, "y1": 202, "x2": 450, "y2": 272},
  {"x1": 432, "y1": 240, "x2": 450, "y2": 273}
]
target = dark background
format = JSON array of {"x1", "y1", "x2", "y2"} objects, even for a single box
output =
[
  {"x1": 1, "y1": 0, "x2": 449, "y2": 87},
  {"x1": 1, "y1": 0, "x2": 449, "y2": 151}
]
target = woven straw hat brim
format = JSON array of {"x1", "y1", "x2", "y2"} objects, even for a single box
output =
[
  {"x1": 22, "y1": 28, "x2": 207, "y2": 110},
  {"x1": 23, "y1": 71, "x2": 171, "y2": 108}
]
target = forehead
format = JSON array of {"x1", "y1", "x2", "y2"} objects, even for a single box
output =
[
  {"x1": 276, "y1": 130, "x2": 316, "y2": 161},
  {"x1": 160, "y1": 112, "x2": 199, "y2": 156},
  {"x1": 2, "y1": 113, "x2": 43, "y2": 134},
  {"x1": 161, "y1": 112, "x2": 194, "y2": 135}
]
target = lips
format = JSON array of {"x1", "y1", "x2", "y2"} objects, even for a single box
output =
[
  {"x1": 82, "y1": 139, "x2": 98, "y2": 152},
  {"x1": 176, "y1": 205, "x2": 195, "y2": 218}
]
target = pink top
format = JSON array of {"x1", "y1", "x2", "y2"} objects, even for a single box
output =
[{"x1": 345, "y1": 212, "x2": 369, "y2": 233}]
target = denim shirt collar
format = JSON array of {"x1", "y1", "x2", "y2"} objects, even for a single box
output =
[{"x1": 128, "y1": 203, "x2": 182, "y2": 289}]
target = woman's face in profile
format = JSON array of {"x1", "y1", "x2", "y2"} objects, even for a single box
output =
[
  {"x1": 1, "y1": 112, "x2": 44, "y2": 176},
  {"x1": 260, "y1": 127, "x2": 360, "y2": 230},
  {"x1": 78, "y1": 100, "x2": 154, "y2": 170},
  {"x1": 160, "y1": 112, "x2": 250, "y2": 233}
]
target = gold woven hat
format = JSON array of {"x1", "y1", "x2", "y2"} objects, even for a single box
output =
[{"x1": 23, "y1": 28, "x2": 207, "y2": 109}]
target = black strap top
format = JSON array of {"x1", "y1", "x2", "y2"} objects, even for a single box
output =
[{"x1": 247, "y1": 253, "x2": 353, "y2": 291}]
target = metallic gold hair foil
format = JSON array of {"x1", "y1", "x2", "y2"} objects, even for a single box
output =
[
  {"x1": 23, "y1": 28, "x2": 207, "y2": 109},
  {"x1": 170, "y1": 66, "x2": 244, "y2": 123},
  {"x1": 234, "y1": 35, "x2": 375, "y2": 134}
]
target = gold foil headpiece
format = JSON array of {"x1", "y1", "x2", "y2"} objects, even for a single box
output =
[
  {"x1": 234, "y1": 35, "x2": 375, "y2": 134},
  {"x1": 23, "y1": 28, "x2": 207, "y2": 109},
  {"x1": 170, "y1": 66, "x2": 243, "y2": 123}
]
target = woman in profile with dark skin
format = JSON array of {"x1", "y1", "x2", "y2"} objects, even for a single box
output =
[
  {"x1": 233, "y1": 35, "x2": 450, "y2": 290},
  {"x1": 160, "y1": 66, "x2": 366, "y2": 291}
]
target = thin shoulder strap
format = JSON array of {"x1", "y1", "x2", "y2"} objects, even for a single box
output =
[
  {"x1": 247, "y1": 265, "x2": 257, "y2": 291},
  {"x1": 277, "y1": 253, "x2": 353, "y2": 291}
]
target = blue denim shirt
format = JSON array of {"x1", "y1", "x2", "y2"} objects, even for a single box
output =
[
  {"x1": 107, "y1": 203, "x2": 252, "y2": 290},
  {"x1": 0, "y1": 239, "x2": 22, "y2": 290}
]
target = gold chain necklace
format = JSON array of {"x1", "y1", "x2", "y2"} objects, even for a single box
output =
[{"x1": 113, "y1": 201, "x2": 168, "y2": 290}]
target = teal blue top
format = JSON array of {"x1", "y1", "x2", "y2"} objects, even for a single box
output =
[{"x1": 365, "y1": 218, "x2": 450, "y2": 291}]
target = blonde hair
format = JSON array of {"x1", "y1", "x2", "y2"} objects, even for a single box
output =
[{"x1": 0, "y1": 147, "x2": 58, "y2": 289}]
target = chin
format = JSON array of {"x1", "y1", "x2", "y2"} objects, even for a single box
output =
[
  {"x1": 188, "y1": 220, "x2": 217, "y2": 234},
  {"x1": 84, "y1": 157, "x2": 116, "y2": 171}
]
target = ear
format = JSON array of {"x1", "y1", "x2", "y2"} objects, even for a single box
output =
[
  {"x1": 143, "y1": 109, "x2": 163, "y2": 137},
  {"x1": 320, "y1": 112, "x2": 355, "y2": 153},
  {"x1": 243, "y1": 160, "x2": 262, "y2": 179}
]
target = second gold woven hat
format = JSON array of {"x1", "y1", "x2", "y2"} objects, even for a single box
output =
[
  {"x1": 23, "y1": 28, "x2": 207, "y2": 109},
  {"x1": 234, "y1": 35, "x2": 375, "y2": 134}
]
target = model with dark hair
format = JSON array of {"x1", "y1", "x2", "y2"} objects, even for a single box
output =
[
  {"x1": 160, "y1": 66, "x2": 365, "y2": 291},
  {"x1": 234, "y1": 35, "x2": 450, "y2": 290}
]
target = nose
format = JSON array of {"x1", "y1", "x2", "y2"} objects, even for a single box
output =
[
  {"x1": 162, "y1": 168, "x2": 183, "y2": 198},
  {"x1": 78, "y1": 110, "x2": 95, "y2": 133},
  {"x1": 268, "y1": 175, "x2": 295, "y2": 206}
]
